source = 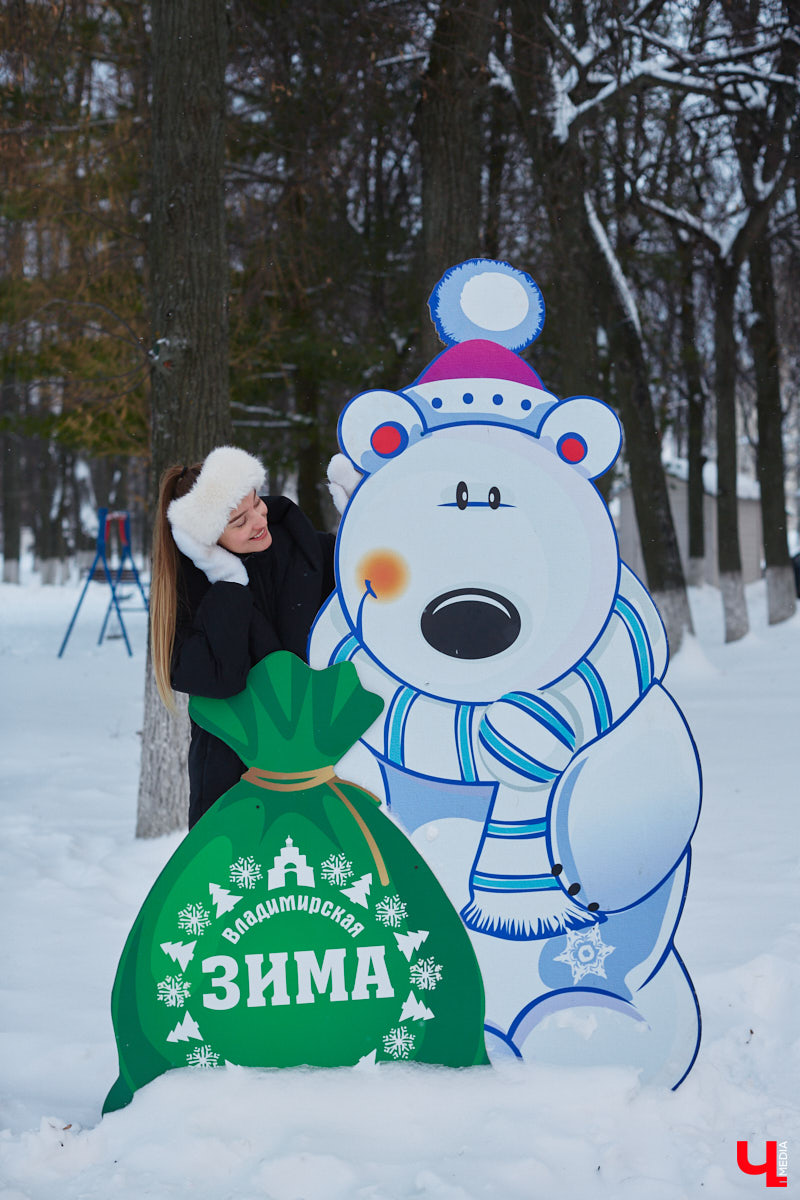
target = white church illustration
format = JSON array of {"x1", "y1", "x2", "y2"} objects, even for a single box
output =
[{"x1": 267, "y1": 837, "x2": 316, "y2": 890}]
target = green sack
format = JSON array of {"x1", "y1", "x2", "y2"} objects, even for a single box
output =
[{"x1": 104, "y1": 653, "x2": 488, "y2": 1113}]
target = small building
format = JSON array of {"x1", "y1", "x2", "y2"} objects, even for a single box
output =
[
  {"x1": 267, "y1": 837, "x2": 316, "y2": 890},
  {"x1": 613, "y1": 463, "x2": 764, "y2": 587}
]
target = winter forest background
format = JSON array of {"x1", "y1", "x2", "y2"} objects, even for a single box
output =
[
  {"x1": 1, "y1": 5, "x2": 800, "y2": 1193},
  {"x1": 1, "y1": 0, "x2": 799, "y2": 836}
]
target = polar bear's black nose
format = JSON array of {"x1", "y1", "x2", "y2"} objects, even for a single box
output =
[{"x1": 420, "y1": 588, "x2": 521, "y2": 658}]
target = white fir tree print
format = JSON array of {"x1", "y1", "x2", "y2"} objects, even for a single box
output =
[
  {"x1": 341, "y1": 873, "x2": 372, "y2": 907},
  {"x1": 177, "y1": 902, "x2": 211, "y2": 936},
  {"x1": 160, "y1": 939, "x2": 197, "y2": 972},
  {"x1": 375, "y1": 894, "x2": 408, "y2": 928},
  {"x1": 409, "y1": 956, "x2": 443, "y2": 991},
  {"x1": 395, "y1": 929, "x2": 429, "y2": 961},
  {"x1": 382, "y1": 1025, "x2": 415, "y2": 1060},
  {"x1": 320, "y1": 852, "x2": 353, "y2": 886},
  {"x1": 229, "y1": 856, "x2": 262, "y2": 890},
  {"x1": 166, "y1": 1012, "x2": 203, "y2": 1043},
  {"x1": 399, "y1": 992, "x2": 435, "y2": 1023},
  {"x1": 157, "y1": 975, "x2": 191, "y2": 1008},
  {"x1": 208, "y1": 882, "x2": 243, "y2": 917},
  {"x1": 186, "y1": 1045, "x2": 220, "y2": 1069}
]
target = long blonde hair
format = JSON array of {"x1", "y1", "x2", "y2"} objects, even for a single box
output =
[{"x1": 150, "y1": 462, "x2": 201, "y2": 711}]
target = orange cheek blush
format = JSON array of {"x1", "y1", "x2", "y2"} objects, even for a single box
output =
[{"x1": 357, "y1": 549, "x2": 409, "y2": 601}]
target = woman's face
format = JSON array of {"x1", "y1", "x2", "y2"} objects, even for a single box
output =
[{"x1": 217, "y1": 490, "x2": 272, "y2": 555}]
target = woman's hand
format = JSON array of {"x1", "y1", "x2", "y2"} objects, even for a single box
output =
[
  {"x1": 327, "y1": 453, "x2": 363, "y2": 514},
  {"x1": 171, "y1": 525, "x2": 249, "y2": 585}
]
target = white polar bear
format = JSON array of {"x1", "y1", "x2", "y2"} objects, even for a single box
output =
[{"x1": 309, "y1": 260, "x2": 702, "y2": 1087}]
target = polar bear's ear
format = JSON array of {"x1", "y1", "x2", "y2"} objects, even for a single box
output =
[
  {"x1": 537, "y1": 397, "x2": 622, "y2": 480},
  {"x1": 338, "y1": 389, "x2": 425, "y2": 475}
]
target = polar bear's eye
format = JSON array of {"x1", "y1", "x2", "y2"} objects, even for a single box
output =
[
  {"x1": 557, "y1": 432, "x2": 588, "y2": 464},
  {"x1": 370, "y1": 422, "x2": 408, "y2": 458},
  {"x1": 456, "y1": 481, "x2": 469, "y2": 510},
  {"x1": 488, "y1": 487, "x2": 501, "y2": 509}
]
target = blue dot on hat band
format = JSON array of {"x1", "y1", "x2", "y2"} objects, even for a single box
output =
[
  {"x1": 463, "y1": 392, "x2": 474, "y2": 404},
  {"x1": 492, "y1": 393, "x2": 503, "y2": 405}
]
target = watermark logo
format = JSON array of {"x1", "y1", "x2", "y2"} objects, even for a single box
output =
[{"x1": 736, "y1": 1141, "x2": 788, "y2": 1188}]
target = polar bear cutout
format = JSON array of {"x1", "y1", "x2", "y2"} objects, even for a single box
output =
[{"x1": 310, "y1": 259, "x2": 702, "y2": 1087}]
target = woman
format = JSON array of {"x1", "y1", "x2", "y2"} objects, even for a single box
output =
[{"x1": 150, "y1": 445, "x2": 336, "y2": 827}]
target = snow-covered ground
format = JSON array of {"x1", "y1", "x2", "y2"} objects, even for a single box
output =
[{"x1": 0, "y1": 573, "x2": 797, "y2": 1199}]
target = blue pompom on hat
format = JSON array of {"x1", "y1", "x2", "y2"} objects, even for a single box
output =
[{"x1": 406, "y1": 259, "x2": 558, "y2": 433}]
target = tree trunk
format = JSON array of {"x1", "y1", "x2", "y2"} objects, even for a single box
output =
[
  {"x1": 714, "y1": 261, "x2": 749, "y2": 642},
  {"x1": 678, "y1": 240, "x2": 706, "y2": 587},
  {"x1": 37, "y1": 445, "x2": 70, "y2": 585},
  {"x1": 717, "y1": 0, "x2": 799, "y2": 634},
  {"x1": 147, "y1": 0, "x2": 232, "y2": 469},
  {"x1": 610, "y1": 300, "x2": 694, "y2": 651},
  {"x1": 137, "y1": 0, "x2": 232, "y2": 838},
  {"x1": 1, "y1": 385, "x2": 22, "y2": 584},
  {"x1": 1, "y1": 218, "x2": 24, "y2": 584},
  {"x1": 508, "y1": 0, "x2": 691, "y2": 651},
  {"x1": 415, "y1": 0, "x2": 495, "y2": 360},
  {"x1": 508, "y1": 0, "x2": 600, "y2": 398},
  {"x1": 484, "y1": 14, "x2": 511, "y2": 262},
  {"x1": 136, "y1": 649, "x2": 191, "y2": 839},
  {"x1": 748, "y1": 241, "x2": 796, "y2": 624},
  {"x1": 295, "y1": 370, "x2": 326, "y2": 530}
]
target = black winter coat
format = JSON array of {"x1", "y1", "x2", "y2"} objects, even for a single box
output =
[{"x1": 171, "y1": 496, "x2": 336, "y2": 826}]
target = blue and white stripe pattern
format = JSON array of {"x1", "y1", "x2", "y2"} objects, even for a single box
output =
[
  {"x1": 471, "y1": 816, "x2": 559, "y2": 895},
  {"x1": 472, "y1": 871, "x2": 561, "y2": 893},
  {"x1": 478, "y1": 692, "x2": 576, "y2": 786},
  {"x1": 486, "y1": 817, "x2": 547, "y2": 838},
  {"x1": 575, "y1": 658, "x2": 612, "y2": 734},
  {"x1": 502, "y1": 692, "x2": 576, "y2": 751},
  {"x1": 455, "y1": 704, "x2": 479, "y2": 783},
  {"x1": 613, "y1": 595, "x2": 654, "y2": 692},
  {"x1": 330, "y1": 632, "x2": 361, "y2": 665},
  {"x1": 478, "y1": 721, "x2": 562, "y2": 784},
  {"x1": 384, "y1": 686, "x2": 418, "y2": 765}
]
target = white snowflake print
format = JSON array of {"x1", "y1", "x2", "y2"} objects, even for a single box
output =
[
  {"x1": 554, "y1": 926, "x2": 616, "y2": 984},
  {"x1": 382, "y1": 1026, "x2": 416, "y2": 1060},
  {"x1": 375, "y1": 895, "x2": 408, "y2": 928},
  {"x1": 177, "y1": 902, "x2": 211, "y2": 936},
  {"x1": 321, "y1": 852, "x2": 353, "y2": 886},
  {"x1": 186, "y1": 1045, "x2": 220, "y2": 1070},
  {"x1": 157, "y1": 975, "x2": 191, "y2": 1008},
  {"x1": 409, "y1": 956, "x2": 443, "y2": 991},
  {"x1": 229, "y1": 856, "x2": 263, "y2": 890}
]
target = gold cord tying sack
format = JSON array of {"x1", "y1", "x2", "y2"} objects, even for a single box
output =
[{"x1": 242, "y1": 765, "x2": 390, "y2": 886}]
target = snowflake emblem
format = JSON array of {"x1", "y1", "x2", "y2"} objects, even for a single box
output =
[
  {"x1": 321, "y1": 853, "x2": 353, "y2": 886},
  {"x1": 177, "y1": 902, "x2": 211, "y2": 936},
  {"x1": 229, "y1": 856, "x2": 262, "y2": 890},
  {"x1": 554, "y1": 926, "x2": 616, "y2": 984},
  {"x1": 382, "y1": 1026, "x2": 416, "y2": 1060},
  {"x1": 409, "y1": 956, "x2": 443, "y2": 991},
  {"x1": 186, "y1": 1045, "x2": 220, "y2": 1069},
  {"x1": 375, "y1": 895, "x2": 408, "y2": 928},
  {"x1": 157, "y1": 975, "x2": 191, "y2": 1008}
]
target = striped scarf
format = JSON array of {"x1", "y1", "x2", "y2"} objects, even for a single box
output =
[{"x1": 328, "y1": 584, "x2": 662, "y2": 940}]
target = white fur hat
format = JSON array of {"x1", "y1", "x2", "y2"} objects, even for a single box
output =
[{"x1": 167, "y1": 445, "x2": 266, "y2": 545}]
